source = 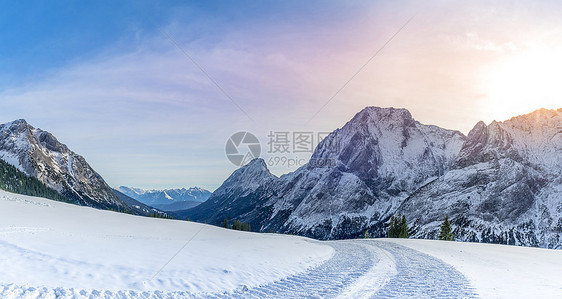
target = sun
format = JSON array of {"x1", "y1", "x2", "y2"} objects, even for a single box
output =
[{"x1": 481, "y1": 47, "x2": 562, "y2": 121}]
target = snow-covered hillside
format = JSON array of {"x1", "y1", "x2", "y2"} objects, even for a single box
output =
[
  {"x1": 1, "y1": 190, "x2": 561, "y2": 298},
  {"x1": 383, "y1": 238, "x2": 562, "y2": 299},
  {"x1": 0, "y1": 190, "x2": 332, "y2": 297}
]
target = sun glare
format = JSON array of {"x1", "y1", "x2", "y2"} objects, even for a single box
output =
[{"x1": 482, "y1": 48, "x2": 562, "y2": 121}]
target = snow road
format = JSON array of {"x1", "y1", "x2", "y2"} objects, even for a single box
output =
[{"x1": 221, "y1": 240, "x2": 477, "y2": 299}]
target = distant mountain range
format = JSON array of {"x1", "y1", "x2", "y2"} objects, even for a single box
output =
[
  {"x1": 116, "y1": 186, "x2": 211, "y2": 211},
  {"x1": 178, "y1": 107, "x2": 562, "y2": 249}
]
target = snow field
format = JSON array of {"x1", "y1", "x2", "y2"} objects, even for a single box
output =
[
  {"x1": 382, "y1": 238, "x2": 562, "y2": 298},
  {"x1": 0, "y1": 190, "x2": 333, "y2": 295},
  {"x1": 1, "y1": 189, "x2": 561, "y2": 298}
]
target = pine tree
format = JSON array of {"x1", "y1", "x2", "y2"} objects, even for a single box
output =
[
  {"x1": 387, "y1": 215, "x2": 398, "y2": 238},
  {"x1": 388, "y1": 214, "x2": 409, "y2": 238},
  {"x1": 399, "y1": 215, "x2": 409, "y2": 238},
  {"x1": 222, "y1": 216, "x2": 229, "y2": 228},
  {"x1": 438, "y1": 215, "x2": 454, "y2": 241},
  {"x1": 364, "y1": 230, "x2": 370, "y2": 239},
  {"x1": 228, "y1": 219, "x2": 251, "y2": 231}
]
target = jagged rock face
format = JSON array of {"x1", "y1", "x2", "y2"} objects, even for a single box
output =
[
  {"x1": 183, "y1": 107, "x2": 467, "y2": 239},
  {"x1": 311, "y1": 107, "x2": 464, "y2": 194},
  {"x1": 0, "y1": 119, "x2": 125, "y2": 210},
  {"x1": 399, "y1": 108, "x2": 562, "y2": 248}
]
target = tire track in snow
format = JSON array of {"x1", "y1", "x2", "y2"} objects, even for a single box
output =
[
  {"x1": 213, "y1": 240, "x2": 478, "y2": 299},
  {"x1": 338, "y1": 241, "x2": 397, "y2": 298},
  {"x1": 371, "y1": 240, "x2": 478, "y2": 298},
  {"x1": 215, "y1": 240, "x2": 380, "y2": 299},
  {"x1": 0, "y1": 239, "x2": 479, "y2": 298}
]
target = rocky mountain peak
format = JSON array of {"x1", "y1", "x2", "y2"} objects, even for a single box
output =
[
  {"x1": 187, "y1": 158, "x2": 276, "y2": 205},
  {"x1": 0, "y1": 119, "x2": 30, "y2": 137},
  {"x1": 218, "y1": 158, "x2": 275, "y2": 192},
  {"x1": 0, "y1": 119, "x2": 124, "y2": 210},
  {"x1": 311, "y1": 107, "x2": 464, "y2": 188},
  {"x1": 455, "y1": 119, "x2": 518, "y2": 168},
  {"x1": 243, "y1": 157, "x2": 269, "y2": 171},
  {"x1": 346, "y1": 107, "x2": 416, "y2": 134},
  {"x1": 354, "y1": 106, "x2": 413, "y2": 122},
  {"x1": 398, "y1": 108, "x2": 562, "y2": 248},
  {"x1": 455, "y1": 108, "x2": 561, "y2": 170}
]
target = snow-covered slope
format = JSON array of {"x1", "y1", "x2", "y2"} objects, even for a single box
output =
[
  {"x1": 399, "y1": 108, "x2": 562, "y2": 248},
  {"x1": 0, "y1": 119, "x2": 125, "y2": 210},
  {"x1": 117, "y1": 186, "x2": 211, "y2": 207},
  {"x1": 2, "y1": 189, "x2": 561, "y2": 298},
  {"x1": 0, "y1": 189, "x2": 332, "y2": 296},
  {"x1": 383, "y1": 238, "x2": 562, "y2": 299}
]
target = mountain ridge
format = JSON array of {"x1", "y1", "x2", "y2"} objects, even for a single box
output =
[
  {"x1": 179, "y1": 106, "x2": 465, "y2": 238},
  {"x1": 178, "y1": 106, "x2": 561, "y2": 248},
  {"x1": 117, "y1": 186, "x2": 211, "y2": 211},
  {"x1": 399, "y1": 107, "x2": 561, "y2": 248}
]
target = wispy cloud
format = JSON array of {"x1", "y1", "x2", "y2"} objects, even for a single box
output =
[{"x1": 1, "y1": 0, "x2": 561, "y2": 189}]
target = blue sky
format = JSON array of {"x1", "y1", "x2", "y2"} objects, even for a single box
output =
[
  {"x1": 0, "y1": 0, "x2": 369, "y2": 86},
  {"x1": 1, "y1": 1, "x2": 561, "y2": 191}
]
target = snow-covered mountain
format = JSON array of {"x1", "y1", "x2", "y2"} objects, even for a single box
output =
[
  {"x1": 181, "y1": 158, "x2": 277, "y2": 221},
  {"x1": 180, "y1": 107, "x2": 467, "y2": 239},
  {"x1": 180, "y1": 107, "x2": 561, "y2": 248},
  {"x1": 117, "y1": 186, "x2": 211, "y2": 210},
  {"x1": 0, "y1": 119, "x2": 129, "y2": 210},
  {"x1": 398, "y1": 108, "x2": 562, "y2": 248}
]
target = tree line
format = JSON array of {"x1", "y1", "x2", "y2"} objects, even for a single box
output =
[
  {"x1": 364, "y1": 213, "x2": 454, "y2": 241},
  {"x1": 222, "y1": 216, "x2": 251, "y2": 232},
  {"x1": 0, "y1": 159, "x2": 70, "y2": 203}
]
